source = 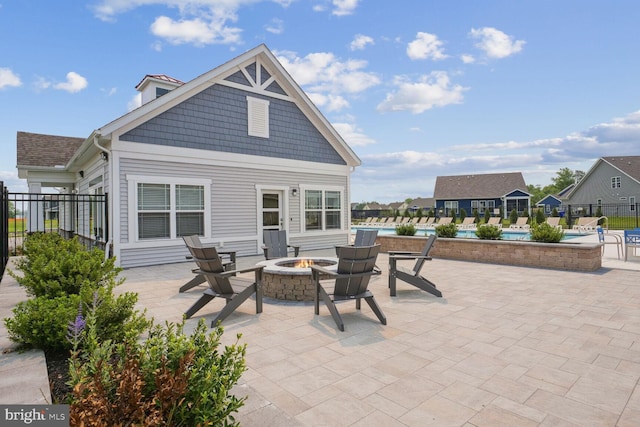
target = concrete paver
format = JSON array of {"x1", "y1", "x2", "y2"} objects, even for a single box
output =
[{"x1": 1, "y1": 234, "x2": 640, "y2": 426}]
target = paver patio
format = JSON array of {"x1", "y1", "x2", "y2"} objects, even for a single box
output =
[{"x1": 1, "y1": 233, "x2": 640, "y2": 426}]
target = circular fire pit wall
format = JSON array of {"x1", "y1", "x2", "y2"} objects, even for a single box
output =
[{"x1": 257, "y1": 258, "x2": 338, "y2": 301}]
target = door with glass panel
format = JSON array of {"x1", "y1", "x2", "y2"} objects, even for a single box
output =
[{"x1": 261, "y1": 191, "x2": 283, "y2": 232}]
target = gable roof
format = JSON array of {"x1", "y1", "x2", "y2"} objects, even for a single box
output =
[
  {"x1": 407, "y1": 197, "x2": 435, "y2": 208},
  {"x1": 565, "y1": 156, "x2": 640, "y2": 198},
  {"x1": 602, "y1": 156, "x2": 640, "y2": 183},
  {"x1": 16, "y1": 131, "x2": 84, "y2": 168},
  {"x1": 434, "y1": 172, "x2": 527, "y2": 200},
  {"x1": 95, "y1": 44, "x2": 360, "y2": 167}
]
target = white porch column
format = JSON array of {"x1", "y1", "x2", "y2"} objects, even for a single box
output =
[{"x1": 27, "y1": 182, "x2": 45, "y2": 232}]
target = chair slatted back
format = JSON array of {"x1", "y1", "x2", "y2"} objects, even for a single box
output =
[
  {"x1": 183, "y1": 236, "x2": 232, "y2": 294},
  {"x1": 487, "y1": 217, "x2": 501, "y2": 226},
  {"x1": 625, "y1": 229, "x2": 640, "y2": 245},
  {"x1": 412, "y1": 234, "x2": 437, "y2": 275},
  {"x1": 333, "y1": 245, "x2": 380, "y2": 297},
  {"x1": 263, "y1": 230, "x2": 288, "y2": 259},
  {"x1": 354, "y1": 229, "x2": 378, "y2": 246},
  {"x1": 546, "y1": 217, "x2": 560, "y2": 227}
]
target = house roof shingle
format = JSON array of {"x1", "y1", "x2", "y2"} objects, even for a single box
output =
[
  {"x1": 16, "y1": 131, "x2": 85, "y2": 168},
  {"x1": 433, "y1": 172, "x2": 527, "y2": 199},
  {"x1": 603, "y1": 156, "x2": 640, "y2": 183}
]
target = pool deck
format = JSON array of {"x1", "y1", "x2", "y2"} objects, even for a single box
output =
[{"x1": 2, "y1": 231, "x2": 640, "y2": 426}]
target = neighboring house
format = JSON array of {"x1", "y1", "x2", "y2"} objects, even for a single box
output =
[
  {"x1": 433, "y1": 172, "x2": 531, "y2": 217},
  {"x1": 405, "y1": 197, "x2": 435, "y2": 215},
  {"x1": 564, "y1": 156, "x2": 640, "y2": 214},
  {"x1": 536, "y1": 194, "x2": 563, "y2": 215},
  {"x1": 16, "y1": 44, "x2": 360, "y2": 268}
]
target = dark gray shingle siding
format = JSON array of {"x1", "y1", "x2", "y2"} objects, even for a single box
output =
[{"x1": 121, "y1": 84, "x2": 346, "y2": 165}]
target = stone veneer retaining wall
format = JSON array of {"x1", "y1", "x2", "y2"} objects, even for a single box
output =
[{"x1": 376, "y1": 235, "x2": 602, "y2": 271}]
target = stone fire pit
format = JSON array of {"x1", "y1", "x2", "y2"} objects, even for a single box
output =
[{"x1": 256, "y1": 257, "x2": 338, "y2": 301}]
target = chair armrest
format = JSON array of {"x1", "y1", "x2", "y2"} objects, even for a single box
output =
[
  {"x1": 290, "y1": 245, "x2": 300, "y2": 257},
  {"x1": 195, "y1": 265, "x2": 264, "y2": 278},
  {"x1": 388, "y1": 251, "x2": 420, "y2": 256},
  {"x1": 218, "y1": 251, "x2": 237, "y2": 262},
  {"x1": 310, "y1": 264, "x2": 337, "y2": 276}
]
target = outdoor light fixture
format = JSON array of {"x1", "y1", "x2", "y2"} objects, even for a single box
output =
[
  {"x1": 291, "y1": 188, "x2": 298, "y2": 196},
  {"x1": 100, "y1": 152, "x2": 109, "y2": 161},
  {"x1": 79, "y1": 171, "x2": 84, "y2": 178}
]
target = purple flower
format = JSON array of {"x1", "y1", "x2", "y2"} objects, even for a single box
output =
[{"x1": 66, "y1": 304, "x2": 86, "y2": 345}]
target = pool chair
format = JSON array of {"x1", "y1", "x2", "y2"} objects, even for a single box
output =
[
  {"x1": 545, "y1": 217, "x2": 563, "y2": 230},
  {"x1": 624, "y1": 229, "x2": 640, "y2": 261},
  {"x1": 597, "y1": 226, "x2": 623, "y2": 259},
  {"x1": 487, "y1": 217, "x2": 502, "y2": 228},
  {"x1": 336, "y1": 229, "x2": 378, "y2": 256},
  {"x1": 435, "y1": 217, "x2": 453, "y2": 226},
  {"x1": 572, "y1": 217, "x2": 598, "y2": 233},
  {"x1": 262, "y1": 230, "x2": 300, "y2": 259},
  {"x1": 509, "y1": 217, "x2": 530, "y2": 230},
  {"x1": 418, "y1": 217, "x2": 435, "y2": 229},
  {"x1": 182, "y1": 236, "x2": 264, "y2": 326},
  {"x1": 311, "y1": 244, "x2": 385, "y2": 331},
  {"x1": 388, "y1": 234, "x2": 442, "y2": 298},
  {"x1": 180, "y1": 235, "x2": 237, "y2": 293},
  {"x1": 457, "y1": 217, "x2": 476, "y2": 229}
]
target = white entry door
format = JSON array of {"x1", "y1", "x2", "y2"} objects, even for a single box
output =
[{"x1": 261, "y1": 191, "x2": 283, "y2": 232}]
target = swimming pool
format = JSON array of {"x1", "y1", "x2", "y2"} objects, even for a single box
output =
[{"x1": 351, "y1": 226, "x2": 580, "y2": 241}]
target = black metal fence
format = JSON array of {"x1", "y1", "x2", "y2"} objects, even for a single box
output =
[{"x1": 0, "y1": 181, "x2": 108, "y2": 280}]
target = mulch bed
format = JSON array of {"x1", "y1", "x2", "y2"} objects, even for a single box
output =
[{"x1": 45, "y1": 350, "x2": 73, "y2": 403}]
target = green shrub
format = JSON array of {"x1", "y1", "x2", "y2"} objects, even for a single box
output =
[
  {"x1": 530, "y1": 222, "x2": 565, "y2": 243},
  {"x1": 4, "y1": 284, "x2": 149, "y2": 352},
  {"x1": 475, "y1": 225, "x2": 503, "y2": 240},
  {"x1": 484, "y1": 209, "x2": 491, "y2": 223},
  {"x1": 551, "y1": 207, "x2": 558, "y2": 217},
  {"x1": 509, "y1": 209, "x2": 519, "y2": 225},
  {"x1": 69, "y1": 319, "x2": 247, "y2": 426},
  {"x1": 395, "y1": 224, "x2": 417, "y2": 236},
  {"x1": 435, "y1": 222, "x2": 458, "y2": 238},
  {"x1": 459, "y1": 208, "x2": 467, "y2": 221},
  {"x1": 4, "y1": 232, "x2": 150, "y2": 352},
  {"x1": 535, "y1": 208, "x2": 546, "y2": 225},
  {"x1": 9, "y1": 233, "x2": 122, "y2": 298},
  {"x1": 473, "y1": 209, "x2": 480, "y2": 224}
]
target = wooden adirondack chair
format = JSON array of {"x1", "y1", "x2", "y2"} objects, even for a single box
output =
[
  {"x1": 311, "y1": 245, "x2": 385, "y2": 331},
  {"x1": 388, "y1": 234, "x2": 442, "y2": 297}
]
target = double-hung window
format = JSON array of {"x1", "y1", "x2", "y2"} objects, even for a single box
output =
[
  {"x1": 129, "y1": 176, "x2": 210, "y2": 241},
  {"x1": 302, "y1": 187, "x2": 343, "y2": 231},
  {"x1": 611, "y1": 176, "x2": 621, "y2": 189}
]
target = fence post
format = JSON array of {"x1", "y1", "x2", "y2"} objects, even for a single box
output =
[{"x1": 0, "y1": 182, "x2": 8, "y2": 279}]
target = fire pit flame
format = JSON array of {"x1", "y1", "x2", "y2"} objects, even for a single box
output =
[{"x1": 294, "y1": 259, "x2": 314, "y2": 268}]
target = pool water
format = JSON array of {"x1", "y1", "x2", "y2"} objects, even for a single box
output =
[{"x1": 351, "y1": 227, "x2": 580, "y2": 241}]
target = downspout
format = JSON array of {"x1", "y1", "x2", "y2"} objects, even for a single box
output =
[{"x1": 93, "y1": 134, "x2": 113, "y2": 261}]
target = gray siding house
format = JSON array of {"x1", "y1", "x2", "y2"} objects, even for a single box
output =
[
  {"x1": 565, "y1": 156, "x2": 640, "y2": 213},
  {"x1": 16, "y1": 44, "x2": 361, "y2": 268}
]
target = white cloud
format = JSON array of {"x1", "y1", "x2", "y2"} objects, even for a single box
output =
[
  {"x1": 332, "y1": 0, "x2": 359, "y2": 16},
  {"x1": 265, "y1": 18, "x2": 284, "y2": 34},
  {"x1": 460, "y1": 54, "x2": 475, "y2": 64},
  {"x1": 470, "y1": 27, "x2": 525, "y2": 59},
  {"x1": 0, "y1": 67, "x2": 22, "y2": 89},
  {"x1": 275, "y1": 50, "x2": 380, "y2": 97},
  {"x1": 350, "y1": 34, "x2": 373, "y2": 51},
  {"x1": 150, "y1": 15, "x2": 242, "y2": 45},
  {"x1": 102, "y1": 87, "x2": 117, "y2": 96},
  {"x1": 127, "y1": 92, "x2": 142, "y2": 111},
  {"x1": 93, "y1": 0, "x2": 291, "y2": 46},
  {"x1": 332, "y1": 122, "x2": 375, "y2": 146},
  {"x1": 54, "y1": 72, "x2": 88, "y2": 93},
  {"x1": 308, "y1": 92, "x2": 350, "y2": 112},
  {"x1": 377, "y1": 71, "x2": 467, "y2": 114},
  {"x1": 406, "y1": 32, "x2": 447, "y2": 61}
]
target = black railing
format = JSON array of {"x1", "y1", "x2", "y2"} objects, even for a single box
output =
[
  {"x1": 564, "y1": 203, "x2": 639, "y2": 229},
  {"x1": 0, "y1": 185, "x2": 108, "y2": 280}
]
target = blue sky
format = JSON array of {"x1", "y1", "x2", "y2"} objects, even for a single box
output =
[{"x1": 1, "y1": 0, "x2": 639, "y2": 203}]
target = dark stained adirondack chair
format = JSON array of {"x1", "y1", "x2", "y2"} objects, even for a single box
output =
[
  {"x1": 183, "y1": 235, "x2": 264, "y2": 326},
  {"x1": 335, "y1": 229, "x2": 378, "y2": 257},
  {"x1": 388, "y1": 234, "x2": 442, "y2": 297},
  {"x1": 311, "y1": 244, "x2": 385, "y2": 331},
  {"x1": 179, "y1": 235, "x2": 237, "y2": 293},
  {"x1": 262, "y1": 230, "x2": 300, "y2": 259}
]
